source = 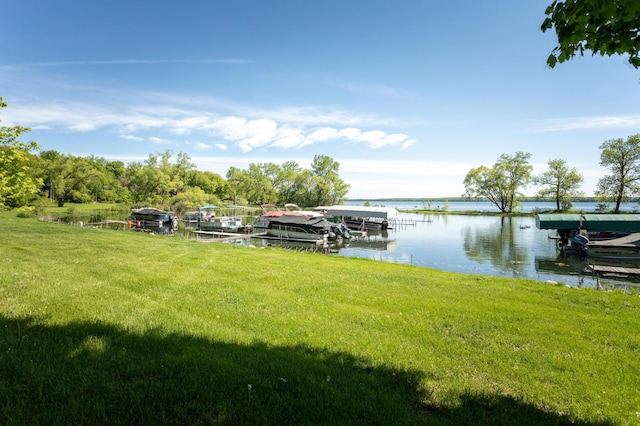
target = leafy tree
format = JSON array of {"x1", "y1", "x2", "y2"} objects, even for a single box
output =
[
  {"x1": 45, "y1": 154, "x2": 103, "y2": 207},
  {"x1": 185, "y1": 170, "x2": 225, "y2": 198},
  {"x1": 541, "y1": 0, "x2": 640, "y2": 68},
  {"x1": 243, "y1": 163, "x2": 279, "y2": 205},
  {"x1": 170, "y1": 186, "x2": 216, "y2": 216},
  {"x1": 463, "y1": 152, "x2": 533, "y2": 213},
  {"x1": 534, "y1": 158, "x2": 584, "y2": 211},
  {"x1": 595, "y1": 134, "x2": 640, "y2": 213},
  {"x1": 275, "y1": 160, "x2": 304, "y2": 204},
  {"x1": 309, "y1": 155, "x2": 350, "y2": 206},
  {"x1": 225, "y1": 167, "x2": 248, "y2": 205},
  {"x1": 126, "y1": 150, "x2": 194, "y2": 207},
  {"x1": 0, "y1": 97, "x2": 43, "y2": 208},
  {"x1": 38, "y1": 150, "x2": 64, "y2": 203}
]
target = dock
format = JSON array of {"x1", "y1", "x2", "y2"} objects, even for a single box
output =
[
  {"x1": 587, "y1": 265, "x2": 640, "y2": 276},
  {"x1": 193, "y1": 230, "x2": 257, "y2": 243},
  {"x1": 250, "y1": 233, "x2": 326, "y2": 244}
]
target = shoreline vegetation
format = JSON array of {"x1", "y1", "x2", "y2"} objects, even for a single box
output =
[{"x1": 1, "y1": 208, "x2": 639, "y2": 424}]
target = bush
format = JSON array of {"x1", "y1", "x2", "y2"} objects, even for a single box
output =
[{"x1": 16, "y1": 211, "x2": 37, "y2": 219}]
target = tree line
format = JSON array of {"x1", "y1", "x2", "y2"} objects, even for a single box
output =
[
  {"x1": 463, "y1": 134, "x2": 640, "y2": 213},
  {"x1": 0, "y1": 97, "x2": 350, "y2": 213}
]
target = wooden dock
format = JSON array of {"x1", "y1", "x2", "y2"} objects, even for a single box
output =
[
  {"x1": 193, "y1": 230, "x2": 257, "y2": 243},
  {"x1": 587, "y1": 264, "x2": 640, "y2": 276}
]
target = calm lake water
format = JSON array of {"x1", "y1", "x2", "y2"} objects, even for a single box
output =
[
  {"x1": 249, "y1": 201, "x2": 640, "y2": 290},
  {"x1": 73, "y1": 201, "x2": 640, "y2": 289}
]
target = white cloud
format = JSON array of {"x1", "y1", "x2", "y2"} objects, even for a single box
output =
[
  {"x1": 196, "y1": 142, "x2": 212, "y2": 149},
  {"x1": 0, "y1": 58, "x2": 254, "y2": 71},
  {"x1": 148, "y1": 136, "x2": 172, "y2": 144},
  {"x1": 215, "y1": 143, "x2": 227, "y2": 150},
  {"x1": 537, "y1": 114, "x2": 640, "y2": 132},
  {"x1": 3, "y1": 92, "x2": 417, "y2": 152},
  {"x1": 119, "y1": 134, "x2": 143, "y2": 141}
]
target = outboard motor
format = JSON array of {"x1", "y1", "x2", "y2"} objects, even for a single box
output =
[
  {"x1": 331, "y1": 223, "x2": 351, "y2": 240},
  {"x1": 570, "y1": 234, "x2": 590, "y2": 257}
]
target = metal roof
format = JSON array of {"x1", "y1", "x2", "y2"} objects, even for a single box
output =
[
  {"x1": 536, "y1": 214, "x2": 640, "y2": 231},
  {"x1": 314, "y1": 205, "x2": 399, "y2": 219}
]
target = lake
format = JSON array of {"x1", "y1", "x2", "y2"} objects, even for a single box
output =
[
  {"x1": 327, "y1": 213, "x2": 640, "y2": 290},
  {"x1": 67, "y1": 201, "x2": 640, "y2": 289},
  {"x1": 345, "y1": 199, "x2": 640, "y2": 213},
  {"x1": 248, "y1": 201, "x2": 640, "y2": 290}
]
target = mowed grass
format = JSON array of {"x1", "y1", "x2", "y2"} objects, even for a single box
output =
[{"x1": 1, "y1": 211, "x2": 639, "y2": 425}]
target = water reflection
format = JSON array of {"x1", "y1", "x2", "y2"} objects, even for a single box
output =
[
  {"x1": 461, "y1": 216, "x2": 529, "y2": 275},
  {"x1": 48, "y1": 209, "x2": 640, "y2": 289}
]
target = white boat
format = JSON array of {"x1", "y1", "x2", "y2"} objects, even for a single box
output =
[{"x1": 196, "y1": 205, "x2": 246, "y2": 232}]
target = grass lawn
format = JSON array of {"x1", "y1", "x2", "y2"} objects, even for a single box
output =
[{"x1": 1, "y1": 210, "x2": 639, "y2": 425}]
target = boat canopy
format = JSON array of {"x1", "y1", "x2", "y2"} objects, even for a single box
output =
[
  {"x1": 314, "y1": 205, "x2": 399, "y2": 219},
  {"x1": 536, "y1": 214, "x2": 640, "y2": 232},
  {"x1": 199, "y1": 204, "x2": 219, "y2": 210}
]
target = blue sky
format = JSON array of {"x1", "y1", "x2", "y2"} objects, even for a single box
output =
[{"x1": 1, "y1": 0, "x2": 639, "y2": 199}]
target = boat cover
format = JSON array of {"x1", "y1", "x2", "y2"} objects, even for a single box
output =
[
  {"x1": 314, "y1": 205, "x2": 399, "y2": 219},
  {"x1": 536, "y1": 214, "x2": 640, "y2": 231}
]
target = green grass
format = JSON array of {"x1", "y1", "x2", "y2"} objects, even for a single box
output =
[{"x1": 1, "y1": 211, "x2": 639, "y2": 425}]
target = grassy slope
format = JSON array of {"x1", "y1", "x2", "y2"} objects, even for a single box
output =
[{"x1": 1, "y1": 212, "x2": 638, "y2": 425}]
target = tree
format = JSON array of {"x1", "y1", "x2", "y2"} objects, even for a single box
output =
[
  {"x1": 541, "y1": 0, "x2": 640, "y2": 68},
  {"x1": 0, "y1": 97, "x2": 43, "y2": 208},
  {"x1": 225, "y1": 167, "x2": 248, "y2": 205},
  {"x1": 43, "y1": 154, "x2": 103, "y2": 207},
  {"x1": 463, "y1": 152, "x2": 533, "y2": 213},
  {"x1": 534, "y1": 158, "x2": 584, "y2": 211},
  {"x1": 595, "y1": 134, "x2": 640, "y2": 213},
  {"x1": 126, "y1": 150, "x2": 194, "y2": 207},
  {"x1": 309, "y1": 155, "x2": 350, "y2": 206}
]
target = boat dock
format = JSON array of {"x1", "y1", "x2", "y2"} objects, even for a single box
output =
[
  {"x1": 587, "y1": 264, "x2": 640, "y2": 276},
  {"x1": 250, "y1": 233, "x2": 326, "y2": 244},
  {"x1": 193, "y1": 230, "x2": 257, "y2": 243}
]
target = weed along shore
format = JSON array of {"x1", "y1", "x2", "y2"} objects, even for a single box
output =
[{"x1": 1, "y1": 210, "x2": 639, "y2": 424}]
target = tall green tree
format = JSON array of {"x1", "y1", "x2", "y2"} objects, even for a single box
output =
[
  {"x1": 126, "y1": 150, "x2": 194, "y2": 207},
  {"x1": 275, "y1": 161, "x2": 304, "y2": 205},
  {"x1": 225, "y1": 167, "x2": 248, "y2": 205},
  {"x1": 0, "y1": 97, "x2": 43, "y2": 208},
  {"x1": 309, "y1": 155, "x2": 350, "y2": 206},
  {"x1": 595, "y1": 134, "x2": 640, "y2": 213},
  {"x1": 463, "y1": 152, "x2": 533, "y2": 213},
  {"x1": 534, "y1": 158, "x2": 583, "y2": 211},
  {"x1": 44, "y1": 154, "x2": 103, "y2": 207},
  {"x1": 542, "y1": 0, "x2": 640, "y2": 68}
]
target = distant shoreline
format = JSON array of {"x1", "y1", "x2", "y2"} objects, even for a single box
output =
[{"x1": 346, "y1": 197, "x2": 640, "y2": 203}]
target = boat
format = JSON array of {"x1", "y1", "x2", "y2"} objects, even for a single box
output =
[
  {"x1": 258, "y1": 212, "x2": 333, "y2": 243},
  {"x1": 536, "y1": 213, "x2": 640, "y2": 247},
  {"x1": 195, "y1": 205, "x2": 246, "y2": 232},
  {"x1": 285, "y1": 203, "x2": 351, "y2": 239},
  {"x1": 314, "y1": 205, "x2": 399, "y2": 231},
  {"x1": 568, "y1": 233, "x2": 640, "y2": 260},
  {"x1": 284, "y1": 203, "x2": 324, "y2": 217},
  {"x1": 129, "y1": 207, "x2": 178, "y2": 234}
]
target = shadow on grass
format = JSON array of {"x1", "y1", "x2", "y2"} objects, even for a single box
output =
[{"x1": 1, "y1": 315, "x2": 612, "y2": 425}]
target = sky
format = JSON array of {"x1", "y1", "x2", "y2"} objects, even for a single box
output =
[{"x1": 1, "y1": 0, "x2": 639, "y2": 199}]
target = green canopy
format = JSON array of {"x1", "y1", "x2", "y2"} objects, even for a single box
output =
[{"x1": 536, "y1": 214, "x2": 640, "y2": 231}]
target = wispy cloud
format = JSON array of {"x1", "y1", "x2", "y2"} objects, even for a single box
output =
[
  {"x1": 148, "y1": 136, "x2": 172, "y2": 145},
  {"x1": 536, "y1": 115, "x2": 640, "y2": 132},
  {"x1": 195, "y1": 142, "x2": 212, "y2": 149},
  {"x1": 0, "y1": 58, "x2": 254, "y2": 71},
  {"x1": 119, "y1": 134, "x2": 143, "y2": 141},
  {"x1": 5, "y1": 94, "x2": 418, "y2": 152}
]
